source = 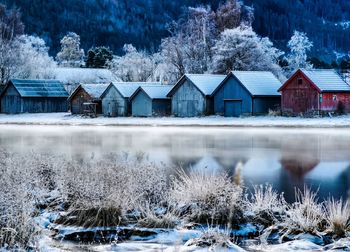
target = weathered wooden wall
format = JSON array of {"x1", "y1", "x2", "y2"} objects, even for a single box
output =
[
  {"x1": 213, "y1": 77, "x2": 252, "y2": 116},
  {"x1": 171, "y1": 79, "x2": 206, "y2": 117},
  {"x1": 132, "y1": 91, "x2": 152, "y2": 117},
  {"x1": 1, "y1": 84, "x2": 22, "y2": 113},
  {"x1": 1, "y1": 84, "x2": 68, "y2": 113},
  {"x1": 281, "y1": 73, "x2": 319, "y2": 115},
  {"x1": 70, "y1": 88, "x2": 92, "y2": 114},
  {"x1": 320, "y1": 93, "x2": 350, "y2": 113},
  {"x1": 101, "y1": 86, "x2": 128, "y2": 117}
]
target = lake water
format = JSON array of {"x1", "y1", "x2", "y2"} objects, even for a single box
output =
[{"x1": 0, "y1": 125, "x2": 349, "y2": 202}]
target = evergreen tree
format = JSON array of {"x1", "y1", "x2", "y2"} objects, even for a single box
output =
[{"x1": 85, "y1": 47, "x2": 113, "y2": 68}]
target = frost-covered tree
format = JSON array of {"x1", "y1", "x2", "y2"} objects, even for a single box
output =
[
  {"x1": 159, "y1": 1, "x2": 249, "y2": 78},
  {"x1": 211, "y1": 26, "x2": 283, "y2": 76},
  {"x1": 111, "y1": 44, "x2": 156, "y2": 82},
  {"x1": 14, "y1": 35, "x2": 56, "y2": 79},
  {"x1": 56, "y1": 32, "x2": 84, "y2": 67},
  {"x1": 286, "y1": 31, "x2": 313, "y2": 72},
  {"x1": 180, "y1": 6, "x2": 217, "y2": 74},
  {"x1": 0, "y1": 35, "x2": 56, "y2": 83},
  {"x1": 0, "y1": 4, "x2": 24, "y2": 83},
  {"x1": 159, "y1": 31, "x2": 186, "y2": 80}
]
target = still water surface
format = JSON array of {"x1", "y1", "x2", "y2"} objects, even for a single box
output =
[{"x1": 0, "y1": 125, "x2": 349, "y2": 202}]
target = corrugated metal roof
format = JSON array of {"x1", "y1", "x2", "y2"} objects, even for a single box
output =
[
  {"x1": 10, "y1": 79, "x2": 68, "y2": 97},
  {"x1": 81, "y1": 84, "x2": 109, "y2": 99},
  {"x1": 301, "y1": 69, "x2": 350, "y2": 92},
  {"x1": 113, "y1": 82, "x2": 160, "y2": 98},
  {"x1": 232, "y1": 71, "x2": 282, "y2": 96},
  {"x1": 186, "y1": 74, "x2": 226, "y2": 95},
  {"x1": 140, "y1": 85, "x2": 173, "y2": 99}
]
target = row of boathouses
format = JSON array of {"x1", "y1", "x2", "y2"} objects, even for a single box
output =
[{"x1": 1, "y1": 69, "x2": 350, "y2": 117}]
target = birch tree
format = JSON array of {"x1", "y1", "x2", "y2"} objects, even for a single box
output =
[{"x1": 286, "y1": 31, "x2": 313, "y2": 72}]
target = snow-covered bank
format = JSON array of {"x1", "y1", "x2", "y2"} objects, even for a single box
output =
[{"x1": 1, "y1": 113, "x2": 350, "y2": 127}]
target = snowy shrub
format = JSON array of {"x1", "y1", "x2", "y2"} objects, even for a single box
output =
[
  {"x1": 136, "y1": 203, "x2": 180, "y2": 229},
  {"x1": 169, "y1": 169, "x2": 243, "y2": 226},
  {"x1": 244, "y1": 184, "x2": 287, "y2": 226},
  {"x1": 282, "y1": 188, "x2": 324, "y2": 234},
  {"x1": 55, "y1": 207, "x2": 122, "y2": 228},
  {"x1": 0, "y1": 151, "x2": 42, "y2": 249},
  {"x1": 324, "y1": 198, "x2": 350, "y2": 237},
  {"x1": 184, "y1": 226, "x2": 242, "y2": 250}
]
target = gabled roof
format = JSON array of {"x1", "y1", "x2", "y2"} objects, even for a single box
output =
[
  {"x1": 130, "y1": 85, "x2": 173, "y2": 100},
  {"x1": 68, "y1": 83, "x2": 109, "y2": 101},
  {"x1": 279, "y1": 69, "x2": 350, "y2": 92},
  {"x1": 81, "y1": 84, "x2": 109, "y2": 99},
  {"x1": 6, "y1": 79, "x2": 68, "y2": 98},
  {"x1": 301, "y1": 69, "x2": 350, "y2": 92},
  {"x1": 168, "y1": 74, "x2": 226, "y2": 97},
  {"x1": 113, "y1": 82, "x2": 160, "y2": 98},
  {"x1": 231, "y1": 71, "x2": 281, "y2": 96}
]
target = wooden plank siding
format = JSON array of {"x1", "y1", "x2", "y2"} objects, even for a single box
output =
[
  {"x1": 171, "y1": 79, "x2": 206, "y2": 117},
  {"x1": 213, "y1": 75, "x2": 281, "y2": 116},
  {"x1": 1, "y1": 83, "x2": 68, "y2": 113},
  {"x1": 131, "y1": 90, "x2": 171, "y2": 117},
  {"x1": 70, "y1": 88, "x2": 93, "y2": 114},
  {"x1": 280, "y1": 71, "x2": 320, "y2": 116},
  {"x1": 132, "y1": 91, "x2": 152, "y2": 117},
  {"x1": 320, "y1": 93, "x2": 350, "y2": 113},
  {"x1": 214, "y1": 77, "x2": 253, "y2": 116},
  {"x1": 101, "y1": 85, "x2": 129, "y2": 117},
  {"x1": 280, "y1": 70, "x2": 350, "y2": 115}
]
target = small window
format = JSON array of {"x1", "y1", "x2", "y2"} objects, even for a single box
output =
[
  {"x1": 333, "y1": 95, "x2": 337, "y2": 101},
  {"x1": 298, "y1": 78, "x2": 303, "y2": 85},
  {"x1": 319, "y1": 94, "x2": 323, "y2": 103}
]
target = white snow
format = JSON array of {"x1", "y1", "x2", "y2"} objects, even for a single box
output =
[
  {"x1": 249, "y1": 240, "x2": 323, "y2": 252},
  {"x1": 1, "y1": 113, "x2": 350, "y2": 128}
]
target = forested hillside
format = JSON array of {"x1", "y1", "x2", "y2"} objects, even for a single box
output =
[{"x1": 2, "y1": 0, "x2": 350, "y2": 60}]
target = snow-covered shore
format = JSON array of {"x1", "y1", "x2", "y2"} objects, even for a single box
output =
[{"x1": 1, "y1": 113, "x2": 350, "y2": 127}]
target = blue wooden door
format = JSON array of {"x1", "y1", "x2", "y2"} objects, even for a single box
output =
[{"x1": 224, "y1": 100, "x2": 242, "y2": 117}]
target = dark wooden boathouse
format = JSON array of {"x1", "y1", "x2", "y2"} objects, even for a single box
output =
[
  {"x1": 101, "y1": 82, "x2": 159, "y2": 117},
  {"x1": 213, "y1": 71, "x2": 282, "y2": 117},
  {"x1": 167, "y1": 74, "x2": 226, "y2": 117},
  {"x1": 0, "y1": 79, "x2": 68, "y2": 114},
  {"x1": 130, "y1": 85, "x2": 173, "y2": 117},
  {"x1": 68, "y1": 83, "x2": 109, "y2": 114}
]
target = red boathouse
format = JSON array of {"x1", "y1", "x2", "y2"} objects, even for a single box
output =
[{"x1": 278, "y1": 69, "x2": 350, "y2": 116}]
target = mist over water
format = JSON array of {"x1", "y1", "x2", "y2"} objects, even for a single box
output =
[{"x1": 0, "y1": 125, "x2": 349, "y2": 202}]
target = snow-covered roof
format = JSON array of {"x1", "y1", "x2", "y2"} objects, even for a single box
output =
[
  {"x1": 8, "y1": 79, "x2": 68, "y2": 98},
  {"x1": 168, "y1": 74, "x2": 226, "y2": 97},
  {"x1": 301, "y1": 69, "x2": 350, "y2": 92},
  {"x1": 140, "y1": 85, "x2": 173, "y2": 99},
  {"x1": 186, "y1": 74, "x2": 226, "y2": 95},
  {"x1": 81, "y1": 84, "x2": 109, "y2": 99},
  {"x1": 113, "y1": 82, "x2": 160, "y2": 98},
  {"x1": 52, "y1": 67, "x2": 120, "y2": 84},
  {"x1": 232, "y1": 71, "x2": 282, "y2": 96}
]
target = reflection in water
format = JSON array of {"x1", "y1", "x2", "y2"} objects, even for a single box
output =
[{"x1": 0, "y1": 125, "x2": 349, "y2": 201}]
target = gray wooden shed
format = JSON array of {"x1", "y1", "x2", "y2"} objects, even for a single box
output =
[
  {"x1": 130, "y1": 85, "x2": 173, "y2": 117},
  {"x1": 213, "y1": 71, "x2": 282, "y2": 117},
  {"x1": 0, "y1": 79, "x2": 68, "y2": 114},
  {"x1": 167, "y1": 74, "x2": 226, "y2": 117},
  {"x1": 101, "y1": 82, "x2": 159, "y2": 117},
  {"x1": 68, "y1": 83, "x2": 109, "y2": 114}
]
